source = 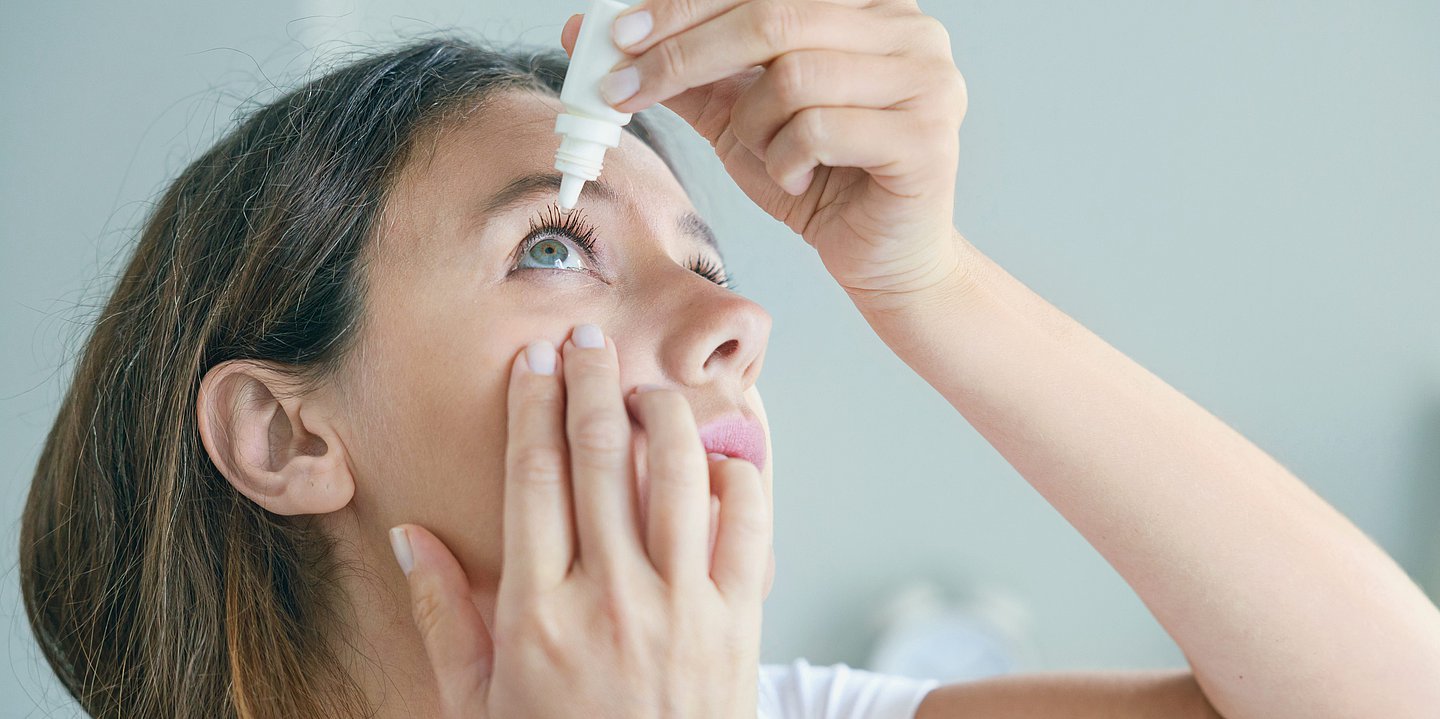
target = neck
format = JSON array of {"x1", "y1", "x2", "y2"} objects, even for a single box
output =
[{"x1": 319, "y1": 512, "x2": 499, "y2": 718}]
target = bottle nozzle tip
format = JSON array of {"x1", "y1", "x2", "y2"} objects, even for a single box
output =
[{"x1": 558, "y1": 173, "x2": 584, "y2": 210}]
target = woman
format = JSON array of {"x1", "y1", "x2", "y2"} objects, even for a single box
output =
[{"x1": 19, "y1": 0, "x2": 1440, "y2": 717}]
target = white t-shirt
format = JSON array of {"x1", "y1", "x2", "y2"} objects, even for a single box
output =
[{"x1": 757, "y1": 659, "x2": 940, "y2": 719}]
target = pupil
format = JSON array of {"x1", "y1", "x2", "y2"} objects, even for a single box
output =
[{"x1": 529, "y1": 239, "x2": 568, "y2": 267}]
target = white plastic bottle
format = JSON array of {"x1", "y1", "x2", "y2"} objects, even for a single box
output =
[{"x1": 554, "y1": 0, "x2": 634, "y2": 210}]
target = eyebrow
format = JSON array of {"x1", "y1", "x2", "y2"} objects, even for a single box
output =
[
  {"x1": 480, "y1": 172, "x2": 614, "y2": 215},
  {"x1": 678, "y1": 210, "x2": 719, "y2": 254},
  {"x1": 478, "y1": 171, "x2": 719, "y2": 253}
]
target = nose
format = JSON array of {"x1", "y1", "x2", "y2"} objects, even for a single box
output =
[{"x1": 661, "y1": 285, "x2": 772, "y2": 392}]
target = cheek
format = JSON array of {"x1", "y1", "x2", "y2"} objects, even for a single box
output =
[
  {"x1": 338, "y1": 310, "x2": 528, "y2": 584},
  {"x1": 340, "y1": 295, "x2": 599, "y2": 586}
]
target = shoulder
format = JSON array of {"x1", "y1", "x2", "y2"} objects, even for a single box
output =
[
  {"x1": 756, "y1": 663, "x2": 1220, "y2": 719},
  {"x1": 909, "y1": 669, "x2": 1222, "y2": 719},
  {"x1": 757, "y1": 658, "x2": 941, "y2": 719}
]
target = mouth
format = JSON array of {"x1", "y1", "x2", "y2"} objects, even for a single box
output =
[{"x1": 696, "y1": 414, "x2": 767, "y2": 472}]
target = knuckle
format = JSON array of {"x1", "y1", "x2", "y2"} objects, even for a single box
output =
[
  {"x1": 533, "y1": 621, "x2": 569, "y2": 668},
  {"x1": 664, "y1": 0, "x2": 704, "y2": 25},
  {"x1": 569, "y1": 414, "x2": 628, "y2": 456},
  {"x1": 512, "y1": 446, "x2": 565, "y2": 483},
  {"x1": 567, "y1": 349, "x2": 614, "y2": 377},
  {"x1": 949, "y1": 70, "x2": 971, "y2": 116},
  {"x1": 924, "y1": 16, "x2": 952, "y2": 49},
  {"x1": 596, "y1": 578, "x2": 642, "y2": 642},
  {"x1": 732, "y1": 124, "x2": 766, "y2": 157},
  {"x1": 909, "y1": 14, "x2": 951, "y2": 54},
  {"x1": 517, "y1": 385, "x2": 563, "y2": 415},
  {"x1": 792, "y1": 107, "x2": 829, "y2": 151},
  {"x1": 499, "y1": 606, "x2": 568, "y2": 667},
  {"x1": 410, "y1": 581, "x2": 447, "y2": 642},
  {"x1": 754, "y1": 0, "x2": 802, "y2": 52},
  {"x1": 769, "y1": 52, "x2": 809, "y2": 109},
  {"x1": 921, "y1": 70, "x2": 967, "y2": 127},
  {"x1": 490, "y1": 607, "x2": 526, "y2": 652},
  {"x1": 653, "y1": 36, "x2": 689, "y2": 81}
]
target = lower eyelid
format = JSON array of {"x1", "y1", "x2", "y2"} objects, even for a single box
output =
[{"x1": 515, "y1": 235, "x2": 592, "y2": 270}]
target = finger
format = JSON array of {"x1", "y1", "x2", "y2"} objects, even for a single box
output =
[
  {"x1": 604, "y1": 2, "x2": 915, "y2": 114},
  {"x1": 566, "y1": 10, "x2": 750, "y2": 148},
  {"x1": 561, "y1": 13, "x2": 582, "y2": 55},
  {"x1": 502, "y1": 341, "x2": 574, "y2": 592},
  {"x1": 708, "y1": 458, "x2": 772, "y2": 599},
  {"x1": 729, "y1": 50, "x2": 940, "y2": 157},
  {"x1": 392, "y1": 524, "x2": 494, "y2": 713},
  {"x1": 562, "y1": 323, "x2": 644, "y2": 572},
  {"x1": 764, "y1": 106, "x2": 949, "y2": 198},
  {"x1": 624, "y1": 386, "x2": 710, "y2": 583},
  {"x1": 658, "y1": 68, "x2": 763, "y2": 148},
  {"x1": 611, "y1": 0, "x2": 872, "y2": 56}
]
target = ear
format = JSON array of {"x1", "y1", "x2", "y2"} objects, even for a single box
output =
[{"x1": 197, "y1": 360, "x2": 354, "y2": 516}]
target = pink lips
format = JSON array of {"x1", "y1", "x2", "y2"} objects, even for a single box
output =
[{"x1": 697, "y1": 414, "x2": 767, "y2": 472}]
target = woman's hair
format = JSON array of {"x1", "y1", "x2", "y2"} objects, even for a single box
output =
[{"x1": 19, "y1": 36, "x2": 681, "y2": 718}]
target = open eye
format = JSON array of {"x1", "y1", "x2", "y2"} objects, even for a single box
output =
[
  {"x1": 517, "y1": 234, "x2": 589, "y2": 271},
  {"x1": 512, "y1": 205, "x2": 600, "y2": 274},
  {"x1": 509, "y1": 203, "x2": 735, "y2": 289}
]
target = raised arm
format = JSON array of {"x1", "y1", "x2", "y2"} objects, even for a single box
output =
[
  {"x1": 852, "y1": 232, "x2": 1440, "y2": 719},
  {"x1": 557, "y1": 0, "x2": 1440, "y2": 711}
]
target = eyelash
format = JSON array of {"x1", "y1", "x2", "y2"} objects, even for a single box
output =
[{"x1": 519, "y1": 204, "x2": 736, "y2": 290}]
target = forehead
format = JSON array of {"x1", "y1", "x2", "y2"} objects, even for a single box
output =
[{"x1": 394, "y1": 89, "x2": 694, "y2": 221}]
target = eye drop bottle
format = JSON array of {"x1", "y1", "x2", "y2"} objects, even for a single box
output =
[{"x1": 554, "y1": 0, "x2": 634, "y2": 210}]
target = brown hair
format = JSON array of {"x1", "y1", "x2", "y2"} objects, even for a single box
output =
[{"x1": 19, "y1": 37, "x2": 680, "y2": 718}]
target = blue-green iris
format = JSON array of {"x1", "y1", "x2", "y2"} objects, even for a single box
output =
[{"x1": 524, "y1": 237, "x2": 583, "y2": 270}]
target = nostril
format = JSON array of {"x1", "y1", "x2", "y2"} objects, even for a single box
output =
[{"x1": 711, "y1": 338, "x2": 740, "y2": 361}]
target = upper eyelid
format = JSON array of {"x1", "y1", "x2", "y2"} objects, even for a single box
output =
[
  {"x1": 509, "y1": 229, "x2": 598, "y2": 272},
  {"x1": 507, "y1": 205, "x2": 728, "y2": 280}
]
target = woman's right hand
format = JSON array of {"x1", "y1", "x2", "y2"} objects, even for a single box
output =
[{"x1": 388, "y1": 323, "x2": 771, "y2": 718}]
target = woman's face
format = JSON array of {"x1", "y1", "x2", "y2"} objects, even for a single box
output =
[{"x1": 330, "y1": 90, "x2": 773, "y2": 593}]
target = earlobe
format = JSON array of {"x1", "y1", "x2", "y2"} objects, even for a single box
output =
[{"x1": 197, "y1": 360, "x2": 354, "y2": 516}]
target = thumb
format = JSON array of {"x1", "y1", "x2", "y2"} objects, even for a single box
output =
[{"x1": 390, "y1": 524, "x2": 494, "y2": 714}]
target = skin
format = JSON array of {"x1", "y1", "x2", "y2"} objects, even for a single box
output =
[
  {"x1": 199, "y1": 88, "x2": 777, "y2": 716},
  {"x1": 338, "y1": 86, "x2": 774, "y2": 595},
  {"x1": 337, "y1": 91, "x2": 779, "y2": 716},
  {"x1": 197, "y1": 0, "x2": 1440, "y2": 716}
]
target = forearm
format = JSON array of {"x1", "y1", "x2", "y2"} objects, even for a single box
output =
[{"x1": 852, "y1": 231, "x2": 1440, "y2": 719}]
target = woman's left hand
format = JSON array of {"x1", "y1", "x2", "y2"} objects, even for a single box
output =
[{"x1": 561, "y1": 0, "x2": 969, "y2": 302}]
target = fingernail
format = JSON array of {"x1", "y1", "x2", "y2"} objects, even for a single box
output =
[
  {"x1": 612, "y1": 8, "x2": 653, "y2": 50},
  {"x1": 525, "y1": 340, "x2": 556, "y2": 375},
  {"x1": 600, "y1": 65, "x2": 640, "y2": 107},
  {"x1": 708, "y1": 452, "x2": 729, "y2": 462},
  {"x1": 573, "y1": 323, "x2": 605, "y2": 349},
  {"x1": 389, "y1": 526, "x2": 414, "y2": 577}
]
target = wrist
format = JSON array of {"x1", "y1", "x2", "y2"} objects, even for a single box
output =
[{"x1": 844, "y1": 228, "x2": 987, "y2": 318}]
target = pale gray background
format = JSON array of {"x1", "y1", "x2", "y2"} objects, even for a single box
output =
[{"x1": 3, "y1": 0, "x2": 1438, "y2": 715}]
